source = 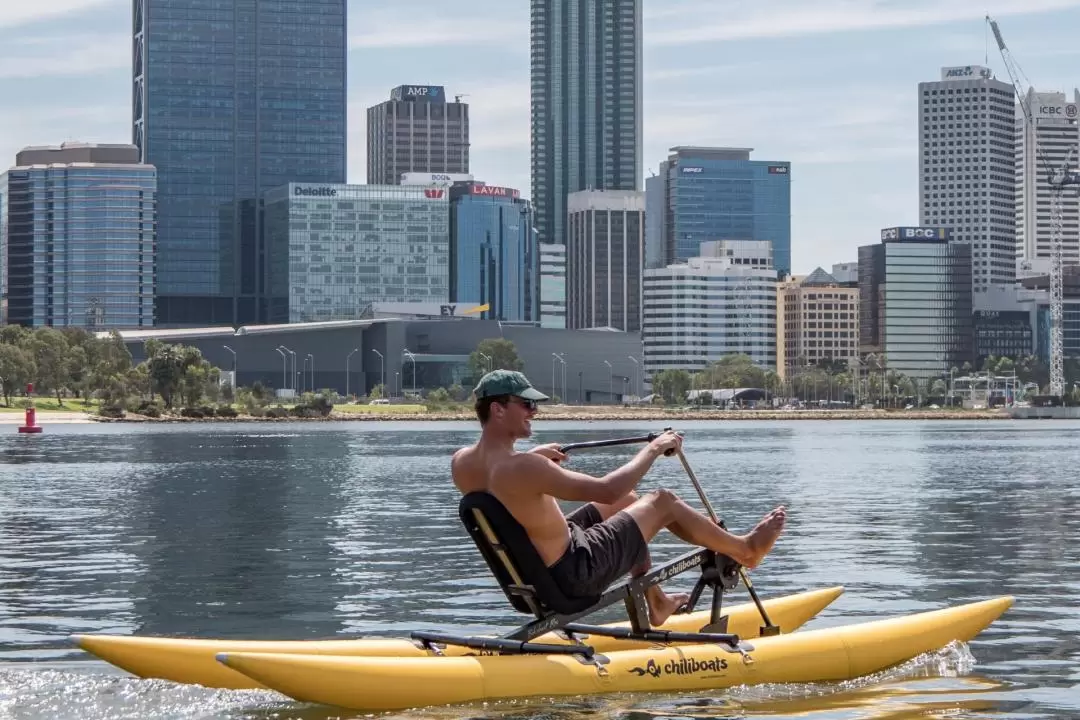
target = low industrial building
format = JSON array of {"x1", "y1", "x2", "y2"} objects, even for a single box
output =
[{"x1": 108, "y1": 315, "x2": 645, "y2": 404}]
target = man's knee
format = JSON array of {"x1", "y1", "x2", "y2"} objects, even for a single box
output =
[{"x1": 647, "y1": 488, "x2": 679, "y2": 508}]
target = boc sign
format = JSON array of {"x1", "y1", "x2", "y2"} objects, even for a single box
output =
[{"x1": 880, "y1": 226, "x2": 952, "y2": 242}]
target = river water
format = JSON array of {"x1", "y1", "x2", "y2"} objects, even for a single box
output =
[{"x1": 0, "y1": 419, "x2": 1076, "y2": 719}]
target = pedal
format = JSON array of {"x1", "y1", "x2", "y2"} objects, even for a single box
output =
[{"x1": 759, "y1": 624, "x2": 781, "y2": 637}]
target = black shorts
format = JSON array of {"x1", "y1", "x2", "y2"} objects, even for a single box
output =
[{"x1": 548, "y1": 503, "x2": 649, "y2": 598}]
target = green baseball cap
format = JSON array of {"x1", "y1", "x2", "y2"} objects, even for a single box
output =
[{"x1": 473, "y1": 369, "x2": 550, "y2": 401}]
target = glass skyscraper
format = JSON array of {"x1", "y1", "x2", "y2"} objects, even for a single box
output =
[
  {"x1": 263, "y1": 183, "x2": 449, "y2": 324},
  {"x1": 530, "y1": 0, "x2": 642, "y2": 247},
  {"x1": 449, "y1": 183, "x2": 539, "y2": 323},
  {"x1": 133, "y1": 0, "x2": 347, "y2": 326},
  {"x1": 2, "y1": 143, "x2": 156, "y2": 329},
  {"x1": 858, "y1": 227, "x2": 974, "y2": 382},
  {"x1": 645, "y1": 147, "x2": 792, "y2": 276}
]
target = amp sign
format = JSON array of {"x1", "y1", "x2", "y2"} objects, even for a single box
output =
[
  {"x1": 880, "y1": 226, "x2": 952, "y2": 242},
  {"x1": 390, "y1": 85, "x2": 446, "y2": 102}
]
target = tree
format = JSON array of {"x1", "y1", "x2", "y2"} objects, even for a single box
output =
[
  {"x1": 652, "y1": 369, "x2": 691, "y2": 405},
  {"x1": 467, "y1": 338, "x2": 524, "y2": 385},
  {"x1": 30, "y1": 328, "x2": 72, "y2": 404},
  {"x1": 0, "y1": 344, "x2": 35, "y2": 406}
]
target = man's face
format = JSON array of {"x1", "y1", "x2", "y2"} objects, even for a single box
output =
[{"x1": 493, "y1": 395, "x2": 538, "y2": 439}]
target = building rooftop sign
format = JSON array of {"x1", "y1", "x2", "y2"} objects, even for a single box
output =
[{"x1": 880, "y1": 226, "x2": 953, "y2": 243}]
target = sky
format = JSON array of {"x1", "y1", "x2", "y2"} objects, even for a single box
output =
[{"x1": 2, "y1": 0, "x2": 1080, "y2": 275}]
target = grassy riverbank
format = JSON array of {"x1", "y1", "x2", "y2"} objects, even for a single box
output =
[{"x1": 0, "y1": 403, "x2": 1012, "y2": 424}]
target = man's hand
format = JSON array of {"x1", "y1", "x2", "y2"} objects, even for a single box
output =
[
  {"x1": 648, "y1": 430, "x2": 683, "y2": 458},
  {"x1": 528, "y1": 443, "x2": 567, "y2": 464}
]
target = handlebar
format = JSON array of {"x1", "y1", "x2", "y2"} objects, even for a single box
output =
[{"x1": 558, "y1": 428, "x2": 679, "y2": 456}]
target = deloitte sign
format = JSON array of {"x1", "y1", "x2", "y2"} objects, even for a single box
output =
[{"x1": 294, "y1": 186, "x2": 338, "y2": 198}]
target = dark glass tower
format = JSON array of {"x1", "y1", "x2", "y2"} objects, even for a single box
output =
[
  {"x1": 133, "y1": 0, "x2": 347, "y2": 326},
  {"x1": 530, "y1": 0, "x2": 642, "y2": 248}
]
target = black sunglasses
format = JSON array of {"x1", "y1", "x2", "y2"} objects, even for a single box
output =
[{"x1": 507, "y1": 397, "x2": 539, "y2": 411}]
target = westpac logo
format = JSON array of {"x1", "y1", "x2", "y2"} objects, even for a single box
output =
[
  {"x1": 294, "y1": 186, "x2": 337, "y2": 198},
  {"x1": 424, "y1": 188, "x2": 445, "y2": 199}
]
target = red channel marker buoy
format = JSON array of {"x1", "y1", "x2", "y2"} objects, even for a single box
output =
[{"x1": 18, "y1": 382, "x2": 43, "y2": 434}]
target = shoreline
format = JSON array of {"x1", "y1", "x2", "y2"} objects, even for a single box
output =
[{"x1": 1, "y1": 407, "x2": 1015, "y2": 424}]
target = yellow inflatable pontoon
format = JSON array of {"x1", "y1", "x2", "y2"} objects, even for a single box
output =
[
  {"x1": 73, "y1": 586, "x2": 841, "y2": 690},
  {"x1": 216, "y1": 596, "x2": 1013, "y2": 712}
]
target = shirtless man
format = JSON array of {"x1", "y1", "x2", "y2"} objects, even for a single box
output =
[{"x1": 451, "y1": 369, "x2": 787, "y2": 626}]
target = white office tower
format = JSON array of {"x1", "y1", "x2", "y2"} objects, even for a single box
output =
[
  {"x1": 919, "y1": 65, "x2": 1016, "y2": 294},
  {"x1": 540, "y1": 243, "x2": 567, "y2": 328},
  {"x1": 1016, "y1": 88, "x2": 1080, "y2": 276},
  {"x1": 642, "y1": 240, "x2": 776, "y2": 375}
]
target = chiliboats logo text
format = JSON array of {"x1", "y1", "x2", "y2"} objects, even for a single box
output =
[{"x1": 628, "y1": 656, "x2": 729, "y2": 677}]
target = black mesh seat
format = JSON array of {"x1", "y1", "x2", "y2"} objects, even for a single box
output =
[{"x1": 458, "y1": 491, "x2": 599, "y2": 617}]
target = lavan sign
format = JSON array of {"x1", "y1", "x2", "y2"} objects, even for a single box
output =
[
  {"x1": 294, "y1": 186, "x2": 337, "y2": 198},
  {"x1": 880, "y1": 226, "x2": 952, "y2": 242}
]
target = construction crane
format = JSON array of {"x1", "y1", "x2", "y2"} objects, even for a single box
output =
[{"x1": 987, "y1": 15, "x2": 1080, "y2": 398}]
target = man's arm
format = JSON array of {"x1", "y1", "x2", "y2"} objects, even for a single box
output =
[{"x1": 506, "y1": 433, "x2": 680, "y2": 504}]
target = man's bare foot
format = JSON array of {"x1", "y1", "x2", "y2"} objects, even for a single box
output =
[
  {"x1": 741, "y1": 506, "x2": 787, "y2": 569},
  {"x1": 647, "y1": 589, "x2": 690, "y2": 626}
]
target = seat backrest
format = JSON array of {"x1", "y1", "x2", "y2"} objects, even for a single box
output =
[{"x1": 458, "y1": 491, "x2": 598, "y2": 616}]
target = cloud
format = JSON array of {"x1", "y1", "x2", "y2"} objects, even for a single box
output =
[
  {"x1": 647, "y1": 0, "x2": 1080, "y2": 45},
  {"x1": 0, "y1": 34, "x2": 128, "y2": 79},
  {"x1": 0, "y1": 0, "x2": 119, "y2": 30},
  {"x1": 349, "y1": 13, "x2": 524, "y2": 49},
  {"x1": 644, "y1": 64, "x2": 757, "y2": 81}
]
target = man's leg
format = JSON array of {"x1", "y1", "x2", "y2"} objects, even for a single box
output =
[
  {"x1": 621, "y1": 489, "x2": 786, "y2": 569},
  {"x1": 587, "y1": 493, "x2": 689, "y2": 625}
]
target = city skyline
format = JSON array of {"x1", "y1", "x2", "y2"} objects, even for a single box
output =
[{"x1": 3, "y1": 1, "x2": 1080, "y2": 276}]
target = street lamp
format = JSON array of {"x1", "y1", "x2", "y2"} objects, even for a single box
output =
[
  {"x1": 307, "y1": 353, "x2": 314, "y2": 394},
  {"x1": 274, "y1": 347, "x2": 287, "y2": 391},
  {"x1": 552, "y1": 353, "x2": 565, "y2": 401},
  {"x1": 280, "y1": 346, "x2": 296, "y2": 391},
  {"x1": 478, "y1": 351, "x2": 492, "y2": 373},
  {"x1": 346, "y1": 347, "x2": 359, "y2": 399},
  {"x1": 371, "y1": 349, "x2": 385, "y2": 396},
  {"x1": 222, "y1": 345, "x2": 236, "y2": 387},
  {"x1": 404, "y1": 349, "x2": 417, "y2": 393},
  {"x1": 301, "y1": 356, "x2": 308, "y2": 394},
  {"x1": 628, "y1": 356, "x2": 640, "y2": 399},
  {"x1": 603, "y1": 360, "x2": 612, "y2": 404}
]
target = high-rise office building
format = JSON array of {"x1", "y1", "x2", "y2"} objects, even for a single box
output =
[
  {"x1": 449, "y1": 182, "x2": 539, "y2": 323},
  {"x1": 134, "y1": 0, "x2": 347, "y2": 326},
  {"x1": 262, "y1": 183, "x2": 449, "y2": 323},
  {"x1": 858, "y1": 226, "x2": 974, "y2": 383},
  {"x1": 2, "y1": 143, "x2": 156, "y2": 329},
  {"x1": 645, "y1": 147, "x2": 792, "y2": 276},
  {"x1": 643, "y1": 241, "x2": 777, "y2": 374},
  {"x1": 566, "y1": 190, "x2": 644, "y2": 332},
  {"x1": 1016, "y1": 88, "x2": 1080, "y2": 274},
  {"x1": 531, "y1": 0, "x2": 642, "y2": 247},
  {"x1": 540, "y1": 243, "x2": 567, "y2": 328},
  {"x1": 918, "y1": 65, "x2": 1016, "y2": 295},
  {"x1": 367, "y1": 86, "x2": 470, "y2": 186}
]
